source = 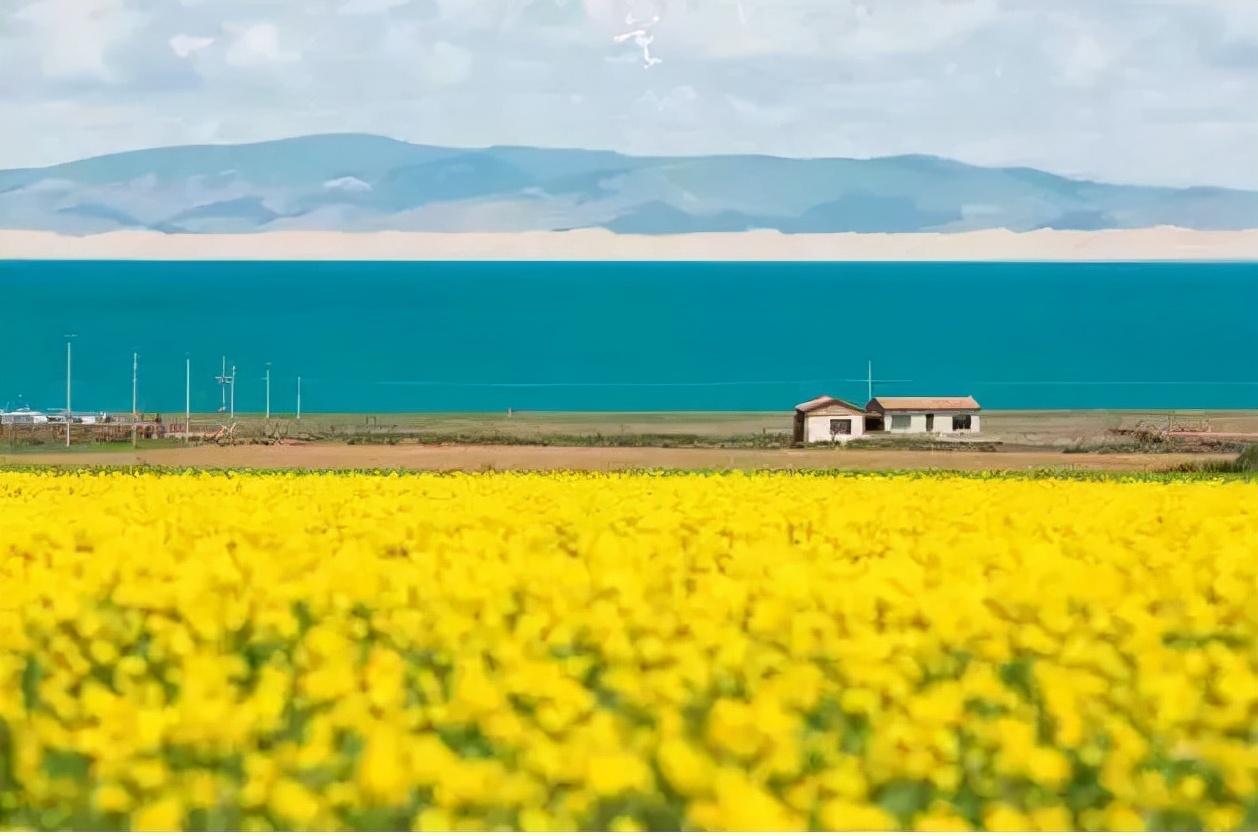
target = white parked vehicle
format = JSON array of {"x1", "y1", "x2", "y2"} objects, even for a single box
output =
[{"x1": 0, "y1": 407, "x2": 49, "y2": 425}]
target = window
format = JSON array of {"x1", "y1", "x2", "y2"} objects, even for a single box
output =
[
  {"x1": 830, "y1": 418, "x2": 852, "y2": 436},
  {"x1": 952, "y1": 414, "x2": 973, "y2": 431},
  {"x1": 890, "y1": 414, "x2": 911, "y2": 430},
  {"x1": 925, "y1": 414, "x2": 935, "y2": 432}
]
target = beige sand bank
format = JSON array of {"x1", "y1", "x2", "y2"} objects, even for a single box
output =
[{"x1": 3, "y1": 227, "x2": 1258, "y2": 261}]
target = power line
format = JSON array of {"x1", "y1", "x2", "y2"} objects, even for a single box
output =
[
  {"x1": 375, "y1": 378, "x2": 846, "y2": 388},
  {"x1": 972, "y1": 380, "x2": 1258, "y2": 386}
]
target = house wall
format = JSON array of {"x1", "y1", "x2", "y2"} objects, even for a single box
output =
[
  {"x1": 804, "y1": 408, "x2": 866, "y2": 443},
  {"x1": 885, "y1": 412, "x2": 925, "y2": 433},
  {"x1": 882, "y1": 410, "x2": 980, "y2": 434}
]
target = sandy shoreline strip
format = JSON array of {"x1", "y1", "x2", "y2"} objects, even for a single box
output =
[{"x1": 3, "y1": 227, "x2": 1258, "y2": 261}]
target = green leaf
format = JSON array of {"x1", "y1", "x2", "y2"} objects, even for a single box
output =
[
  {"x1": 997, "y1": 657, "x2": 1036, "y2": 701},
  {"x1": 42, "y1": 749, "x2": 92, "y2": 782},
  {"x1": 876, "y1": 779, "x2": 934, "y2": 826},
  {"x1": 20, "y1": 656, "x2": 42, "y2": 711},
  {"x1": 436, "y1": 723, "x2": 495, "y2": 759}
]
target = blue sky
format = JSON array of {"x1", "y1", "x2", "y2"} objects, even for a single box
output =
[{"x1": 1, "y1": 0, "x2": 1255, "y2": 188}]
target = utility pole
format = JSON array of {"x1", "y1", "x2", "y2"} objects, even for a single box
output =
[
  {"x1": 265, "y1": 362, "x2": 272, "y2": 420},
  {"x1": 132, "y1": 351, "x2": 139, "y2": 449},
  {"x1": 185, "y1": 356, "x2": 191, "y2": 445},
  {"x1": 230, "y1": 364, "x2": 236, "y2": 420},
  {"x1": 845, "y1": 360, "x2": 910, "y2": 405},
  {"x1": 64, "y1": 334, "x2": 76, "y2": 448},
  {"x1": 296, "y1": 376, "x2": 302, "y2": 421},
  {"x1": 216, "y1": 356, "x2": 231, "y2": 413}
]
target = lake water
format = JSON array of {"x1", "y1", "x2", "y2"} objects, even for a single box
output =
[{"x1": 1, "y1": 260, "x2": 1255, "y2": 414}]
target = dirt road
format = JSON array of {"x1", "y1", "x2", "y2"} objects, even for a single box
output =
[{"x1": 0, "y1": 443, "x2": 1233, "y2": 473}]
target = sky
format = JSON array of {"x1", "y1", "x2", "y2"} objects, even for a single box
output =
[{"x1": 0, "y1": 0, "x2": 1255, "y2": 188}]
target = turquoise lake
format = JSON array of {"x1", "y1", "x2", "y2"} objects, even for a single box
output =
[{"x1": 1, "y1": 260, "x2": 1255, "y2": 414}]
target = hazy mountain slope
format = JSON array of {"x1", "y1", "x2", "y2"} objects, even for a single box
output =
[{"x1": 1, "y1": 134, "x2": 1254, "y2": 235}]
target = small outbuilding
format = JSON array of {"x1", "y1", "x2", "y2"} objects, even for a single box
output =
[
  {"x1": 793, "y1": 395, "x2": 868, "y2": 444},
  {"x1": 866, "y1": 396, "x2": 982, "y2": 434}
]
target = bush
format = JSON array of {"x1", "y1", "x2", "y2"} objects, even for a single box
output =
[
  {"x1": 1234, "y1": 444, "x2": 1258, "y2": 472},
  {"x1": 1165, "y1": 444, "x2": 1258, "y2": 474}
]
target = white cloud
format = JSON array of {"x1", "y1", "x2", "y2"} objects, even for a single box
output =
[
  {"x1": 224, "y1": 23, "x2": 300, "y2": 67},
  {"x1": 335, "y1": 0, "x2": 407, "y2": 15},
  {"x1": 0, "y1": 0, "x2": 1254, "y2": 189},
  {"x1": 416, "y1": 41, "x2": 474, "y2": 89},
  {"x1": 725, "y1": 95, "x2": 795, "y2": 129},
  {"x1": 12, "y1": 0, "x2": 144, "y2": 81},
  {"x1": 169, "y1": 34, "x2": 216, "y2": 59},
  {"x1": 1058, "y1": 33, "x2": 1115, "y2": 86}
]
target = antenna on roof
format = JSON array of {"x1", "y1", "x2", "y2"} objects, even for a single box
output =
[{"x1": 845, "y1": 360, "x2": 910, "y2": 403}]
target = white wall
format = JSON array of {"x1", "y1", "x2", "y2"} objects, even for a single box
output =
[
  {"x1": 805, "y1": 412, "x2": 866, "y2": 443},
  {"x1": 886, "y1": 413, "x2": 925, "y2": 433},
  {"x1": 883, "y1": 411, "x2": 980, "y2": 434}
]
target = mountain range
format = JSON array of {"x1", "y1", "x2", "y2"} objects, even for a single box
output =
[{"x1": 1, "y1": 133, "x2": 1255, "y2": 235}]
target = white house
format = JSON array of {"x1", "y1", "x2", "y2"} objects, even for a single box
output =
[
  {"x1": 793, "y1": 395, "x2": 868, "y2": 444},
  {"x1": 866, "y1": 396, "x2": 982, "y2": 434}
]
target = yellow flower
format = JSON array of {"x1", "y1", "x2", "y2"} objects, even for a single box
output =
[
  {"x1": 1, "y1": 470, "x2": 1254, "y2": 829},
  {"x1": 819, "y1": 800, "x2": 898, "y2": 832},
  {"x1": 817, "y1": 760, "x2": 869, "y2": 801},
  {"x1": 1177, "y1": 774, "x2": 1207, "y2": 802},
  {"x1": 131, "y1": 795, "x2": 185, "y2": 831},
  {"x1": 127, "y1": 760, "x2": 170, "y2": 793},
  {"x1": 913, "y1": 811, "x2": 973, "y2": 831},
  {"x1": 355, "y1": 729, "x2": 410, "y2": 807},
  {"x1": 88, "y1": 639, "x2": 119, "y2": 666},
  {"x1": 1028, "y1": 804, "x2": 1074, "y2": 831},
  {"x1": 268, "y1": 778, "x2": 322, "y2": 827},
  {"x1": 656, "y1": 738, "x2": 716, "y2": 797},
  {"x1": 1025, "y1": 747, "x2": 1072, "y2": 789},
  {"x1": 702, "y1": 767, "x2": 805, "y2": 830},
  {"x1": 705, "y1": 699, "x2": 763, "y2": 760},
  {"x1": 585, "y1": 753, "x2": 653, "y2": 797},
  {"x1": 983, "y1": 804, "x2": 1031, "y2": 832},
  {"x1": 92, "y1": 783, "x2": 132, "y2": 814},
  {"x1": 1203, "y1": 805, "x2": 1244, "y2": 832},
  {"x1": 414, "y1": 808, "x2": 454, "y2": 831},
  {"x1": 1103, "y1": 801, "x2": 1147, "y2": 831}
]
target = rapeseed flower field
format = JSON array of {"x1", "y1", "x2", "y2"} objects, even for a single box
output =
[{"x1": 1, "y1": 468, "x2": 1255, "y2": 831}]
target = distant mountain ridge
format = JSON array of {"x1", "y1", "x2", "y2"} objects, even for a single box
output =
[{"x1": 1, "y1": 133, "x2": 1255, "y2": 235}]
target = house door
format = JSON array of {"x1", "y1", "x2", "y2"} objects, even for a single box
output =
[{"x1": 925, "y1": 414, "x2": 935, "y2": 432}]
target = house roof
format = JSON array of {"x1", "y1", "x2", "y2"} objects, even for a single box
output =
[
  {"x1": 868, "y1": 396, "x2": 981, "y2": 412},
  {"x1": 795, "y1": 395, "x2": 865, "y2": 414}
]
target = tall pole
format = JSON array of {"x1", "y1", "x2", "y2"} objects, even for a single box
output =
[
  {"x1": 64, "y1": 334, "x2": 76, "y2": 447},
  {"x1": 846, "y1": 362, "x2": 908, "y2": 406},
  {"x1": 230, "y1": 365, "x2": 236, "y2": 420},
  {"x1": 265, "y1": 362, "x2": 272, "y2": 420},
  {"x1": 185, "y1": 356, "x2": 191, "y2": 445},
  {"x1": 216, "y1": 356, "x2": 229, "y2": 413},
  {"x1": 132, "y1": 351, "x2": 139, "y2": 449},
  {"x1": 296, "y1": 376, "x2": 302, "y2": 421}
]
